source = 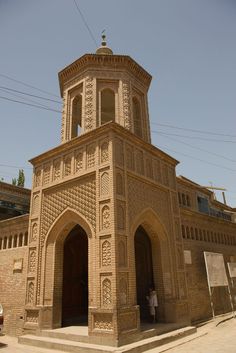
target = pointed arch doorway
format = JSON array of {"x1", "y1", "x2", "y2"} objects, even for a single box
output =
[
  {"x1": 135, "y1": 226, "x2": 154, "y2": 321},
  {"x1": 62, "y1": 224, "x2": 88, "y2": 326}
]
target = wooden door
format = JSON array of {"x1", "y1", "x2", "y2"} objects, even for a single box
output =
[
  {"x1": 62, "y1": 225, "x2": 88, "y2": 326},
  {"x1": 135, "y1": 226, "x2": 154, "y2": 321}
]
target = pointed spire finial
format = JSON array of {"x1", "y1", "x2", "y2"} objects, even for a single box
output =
[
  {"x1": 96, "y1": 30, "x2": 113, "y2": 55},
  {"x1": 101, "y1": 30, "x2": 106, "y2": 46}
]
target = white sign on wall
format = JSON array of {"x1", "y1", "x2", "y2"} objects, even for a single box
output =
[
  {"x1": 228, "y1": 263, "x2": 236, "y2": 278},
  {"x1": 184, "y1": 250, "x2": 192, "y2": 264},
  {"x1": 204, "y1": 252, "x2": 228, "y2": 287}
]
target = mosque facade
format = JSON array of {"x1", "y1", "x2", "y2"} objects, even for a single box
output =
[{"x1": 0, "y1": 40, "x2": 236, "y2": 346}]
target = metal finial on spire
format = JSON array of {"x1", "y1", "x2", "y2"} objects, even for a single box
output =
[
  {"x1": 96, "y1": 30, "x2": 113, "y2": 55},
  {"x1": 101, "y1": 30, "x2": 106, "y2": 46}
]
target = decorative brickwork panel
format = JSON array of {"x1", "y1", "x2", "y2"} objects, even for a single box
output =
[
  {"x1": 102, "y1": 278, "x2": 112, "y2": 306},
  {"x1": 32, "y1": 194, "x2": 40, "y2": 215},
  {"x1": 126, "y1": 145, "x2": 134, "y2": 170},
  {"x1": 117, "y1": 204, "x2": 125, "y2": 230},
  {"x1": 119, "y1": 277, "x2": 128, "y2": 305},
  {"x1": 27, "y1": 281, "x2": 34, "y2": 305},
  {"x1": 101, "y1": 205, "x2": 110, "y2": 230},
  {"x1": 84, "y1": 77, "x2": 94, "y2": 132},
  {"x1": 172, "y1": 192, "x2": 178, "y2": 214},
  {"x1": 162, "y1": 164, "x2": 169, "y2": 186},
  {"x1": 75, "y1": 151, "x2": 83, "y2": 172},
  {"x1": 94, "y1": 313, "x2": 113, "y2": 331},
  {"x1": 41, "y1": 176, "x2": 96, "y2": 242},
  {"x1": 101, "y1": 141, "x2": 109, "y2": 163},
  {"x1": 31, "y1": 222, "x2": 38, "y2": 242},
  {"x1": 34, "y1": 168, "x2": 41, "y2": 188},
  {"x1": 101, "y1": 172, "x2": 109, "y2": 196},
  {"x1": 28, "y1": 248, "x2": 36, "y2": 273},
  {"x1": 135, "y1": 150, "x2": 144, "y2": 175},
  {"x1": 26, "y1": 310, "x2": 38, "y2": 323},
  {"x1": 116, "y1": 172, "x2": 124, "y2": 196},
  {"x1": 101, "y1": 240, "x2": 111, "y2": 267},
  {"x1": 87, "y1": 145, "x2": 96, "y2": 168},
  {"x1": 175, "y1": 220, "x2": 181, "y2": 241},
  {"x1": 146, "y1": 158, "x2": 153, "y2": 179},
  {"x1": 118, "y1": 240, "x2": 126, "y2": 267},
  {"x1": 43, "y1": 165, "x2": 50, "y2": 185},
  {"x1": 127, "y1": 176, "x2": 170, "y2": 233},
  {"x1": 168, "y1": 167, "x2": 176, "y2": 190},
  {"x1": 64, "y1": 156, "x2": 72, "y2": 176},
  {"x1": 53, "y1": 160, "x2": 61, "y2": 181},
  {"x1": 115, "y1": 139, "x2": 124, "y2": 166},
  {"x1": 122, "y1": 81, "x2": 131, "y2": 130},
  {"x1": 153, "y1": 160, "x2": 162, "y2": 183}
]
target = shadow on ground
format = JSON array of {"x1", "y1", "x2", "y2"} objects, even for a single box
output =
[{"x1": 0, "y1": 343, "x2": 7, "y2": 349}]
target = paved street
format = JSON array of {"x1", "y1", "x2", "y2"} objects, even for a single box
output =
[
  {"x1": 0, "y1": 315, "x2": 236, "y2": 353},
  {"x1": 146, "y1": 316, "x2": 236, "y2": 353}
]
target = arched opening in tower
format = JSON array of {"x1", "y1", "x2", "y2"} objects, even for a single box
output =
[
  {"x1": 135, "y1": 225, "x2": 154, "y2": 322},
  {"x1": 62, "y1": 224, "x2": 88, "y2": 326}
]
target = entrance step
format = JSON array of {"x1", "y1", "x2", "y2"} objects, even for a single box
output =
[{"x1": 19, "y1": 326, "x2": 196, "y2": 353}]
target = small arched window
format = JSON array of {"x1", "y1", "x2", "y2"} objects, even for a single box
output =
[
  {"x1": 101, "y1": 89, "x2": 115, "y2": 125},
  {"x1": 19, "y1": 233, "x2": 23, "y2": 247},
  {"x1": 133, "y1": 98, "x2": 142, "y2": 138},
  {"x1": 71, "y1": 95, "x2": 82, "y2": 138}
]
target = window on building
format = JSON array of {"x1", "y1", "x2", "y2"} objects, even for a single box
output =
[
  {"x1": 19, "y1": 233, "x2": 23, "y2": 247},
  {"x1": 24, "y1": 232, "x2": 28, "y2": 246},
  {"x1": 101, "y1": 89, "x2": 115, "y2": 125},
  {"x1": 133, "y1": 98, "x2": 142, "y2": 138},
  {"x1": 13, "y1": 234, "x2": 17, "y2": 247},
  {"x1": 71, "y1": 95, "x2": 82, "y2": 138},
  {"x1": 3, "y1": 237, "x2": 7, "y2": 249},
  {"x1": 197, "y1": 196, "x2": 209, "y2": 214},
  {"x1": 8, "y1": 236, "x2": 12, "y2": 249}
]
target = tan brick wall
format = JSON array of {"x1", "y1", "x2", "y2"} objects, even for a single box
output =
[
  {"x1": 183, "y1": 240, "x2": 235, "y2": 322},
  {"x1": 0, "y1": 246, "x2": 28, "y2": 335}
]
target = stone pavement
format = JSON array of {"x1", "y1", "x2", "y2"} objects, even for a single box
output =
[
  {"x1": 0, "y1": 314, "x2": 235, "y2": 353},
  {"x1": 145, "y1": 314, "x2": 236, "y2": 353}
]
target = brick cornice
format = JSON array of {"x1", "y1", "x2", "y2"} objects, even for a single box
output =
[
  {"x1": 29, "y1": 122, "x2": 179, "y2": 167},
  {"x1": 58, "y1": 54, "x2": 152, "y2": 96}
]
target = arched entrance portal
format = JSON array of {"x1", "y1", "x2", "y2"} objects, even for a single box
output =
[
  {"x1": 135, "y1": 226, "x2": 154, "y2": 321},
  {"x1": 62, "y1": 224, "x2": 88, "y2": 326}
]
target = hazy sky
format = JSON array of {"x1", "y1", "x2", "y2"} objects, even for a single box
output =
[{"x1": 0, "y1": 0, "x2": 235, "y2": 206}]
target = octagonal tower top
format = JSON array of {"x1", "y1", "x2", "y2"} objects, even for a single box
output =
[{"x1": 59, "y1": 36, "x2": 152, "y2": 144}]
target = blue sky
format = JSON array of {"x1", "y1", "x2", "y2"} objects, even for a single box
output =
[{"x1": 0, "y1": 0, "x2": 235, "y2": 206}]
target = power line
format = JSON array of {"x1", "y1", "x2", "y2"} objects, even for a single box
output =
[
  {"x1": 0, "y1": 86, "x2": 61, "y2": 104},
  {"x1": 151, "y1": 122, "x2": 236, "y2": 138},
  {"x1": 73, "y1": 0, "x2": 98, "y2": 47},
  {"x1": 0, "y1": 95, "x2": 61, "y2": 114},
  {"x1": 156, "y1": 144, "x2": 236, "y2": 172},
  {"x1": 0, "y1": 73, "x2": 60, "y2": 98},
  {"x1": 158, "y1": 133, "x2": 236, "y2": 163},
  {"x1": 154, "y1": 130, "x2": 236, "y2": 143},
  {"x1": 0, "y1": 88, "x2": 57, "y2": 111}
]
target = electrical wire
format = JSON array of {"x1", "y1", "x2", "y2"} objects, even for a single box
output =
[
  {"x1": 157, "y1": 133, "x2": 236, "y2": 163},
  {"x1": 151, "y1": 122, "x2": 236, "y2": 138},
  {"x1": 0, "y1": 86, "x2": 61, "y2": 104},
  {"x1": 154, "y1": 130, "x2": 236, "y2": 143},
  {"x1": 0, "y1": 73, "x2": 60, "y2": 98},
  {"x1": 0, "y1": 88, "x2": 57, "y2": 111},
  {"x1": 155, "y1": 144, "x2": 236, "y2": 172},
  {"x1": 0, "y1": 95, "x2": 61, "y2": 113},
  {"x1": 73, "y1": 0, "x2": 98, "y2": 47}
]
